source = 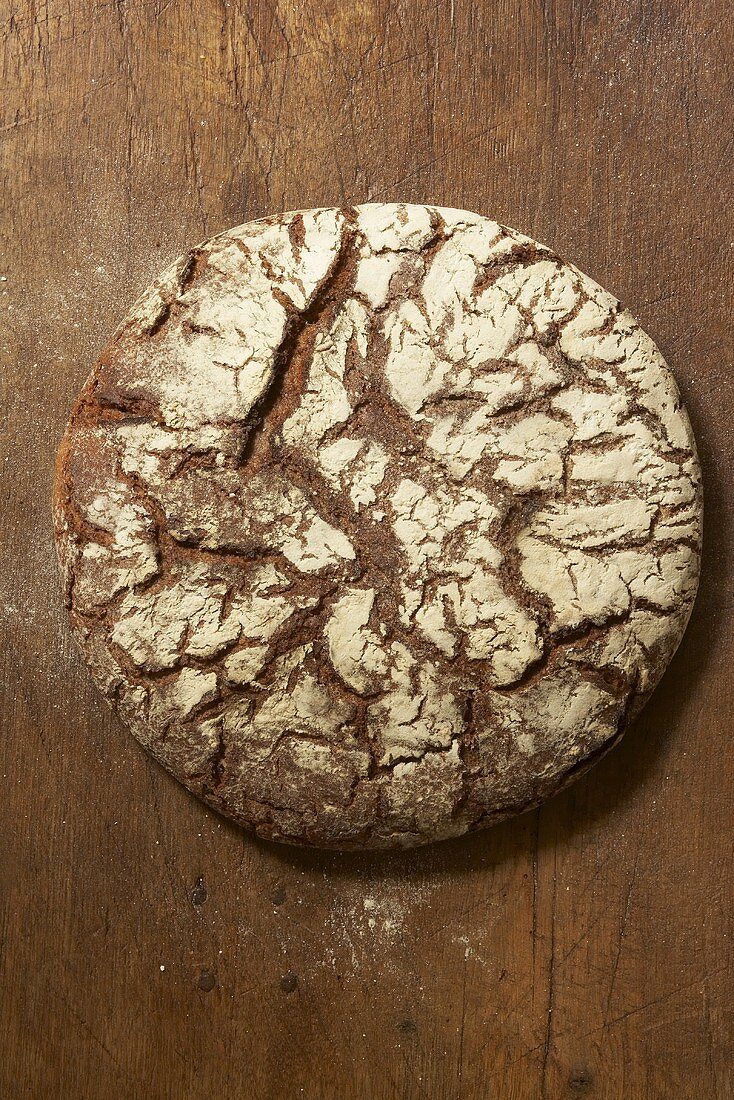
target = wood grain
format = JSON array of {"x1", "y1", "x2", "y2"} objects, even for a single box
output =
[{"x1": 1, "y1": 1, "x2": 732, "y2": 1097}]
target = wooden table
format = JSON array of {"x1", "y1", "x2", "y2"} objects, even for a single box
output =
[{"x1": 1, "y1": 2, "x2": 732, "y2": 1097}]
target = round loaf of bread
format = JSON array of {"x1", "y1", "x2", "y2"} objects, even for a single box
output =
[{"x1": 54, "y1": 203, "x2": 702, "y2": 849}]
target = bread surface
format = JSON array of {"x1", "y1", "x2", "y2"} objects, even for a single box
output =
[{"x1": 53, "y1": 204, "x2": 702, "y2": 848}]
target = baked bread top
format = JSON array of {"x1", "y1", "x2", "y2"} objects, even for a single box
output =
[{"x1": 54, "y1": 204, "x2": 702, "y2": 848}]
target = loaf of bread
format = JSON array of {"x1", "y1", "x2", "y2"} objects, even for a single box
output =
[{"x1": 53, "y1": 204, "x2": 702, "y2": 848}]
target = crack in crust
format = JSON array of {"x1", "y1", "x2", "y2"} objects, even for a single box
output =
[{"x1": 53, "y1": 203, "x2": 703, "y2": 849}]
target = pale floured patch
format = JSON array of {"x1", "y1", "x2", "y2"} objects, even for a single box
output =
[{"x1": 325, "y1": 587, "x2": 387, "y2": 694}]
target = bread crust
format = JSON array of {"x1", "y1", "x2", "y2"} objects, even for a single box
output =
[{"x1": 53, "y1": 204, "x2": 702, "y2": 849}]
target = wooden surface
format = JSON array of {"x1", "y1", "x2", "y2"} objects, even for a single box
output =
[{"x1": 1, "y1": 2, "x2": 732, "y2": 1097}]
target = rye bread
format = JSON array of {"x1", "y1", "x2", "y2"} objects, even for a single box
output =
[{"x1": 53, "y1": 203, "x2": 702, "y2": 849}]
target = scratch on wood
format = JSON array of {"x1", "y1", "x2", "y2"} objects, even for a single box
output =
[
  {"x1": 487, "y1": 971, "x2": 728, "y2": 1083},
  {"x1": 604, "y1": 835, "x2": 642, "y2": 1022},
  {"x1": 540, "y1": 845, "x2": 557, "y2": 1099},
  {"x1": 48, "y1": 985, "x2": 134, "y2": 1081},
  {"x1": 531, "y1": 808, "x2": 539, "y2": 1001},
  {"x1": 457, "y1": 953, "x2": 468, "y2": 1089},
  {"x1": 186, "y1": 109, "x2": 209, "y2": 235},
  {"x1": 0, "y1": 108, "x2": 65, "y2": 134},
  {"x1": 371, "y1": 121, "x2": 504, "y2": 196}
]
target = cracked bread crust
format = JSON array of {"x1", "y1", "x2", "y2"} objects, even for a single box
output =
[{"x1": 53, "y1": 203, "x2": 702, "y2": 849}]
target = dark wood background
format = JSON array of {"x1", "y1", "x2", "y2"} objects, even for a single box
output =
[{"x1": 1, "y1": 1, "x2": 732, "y2": 1097}]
